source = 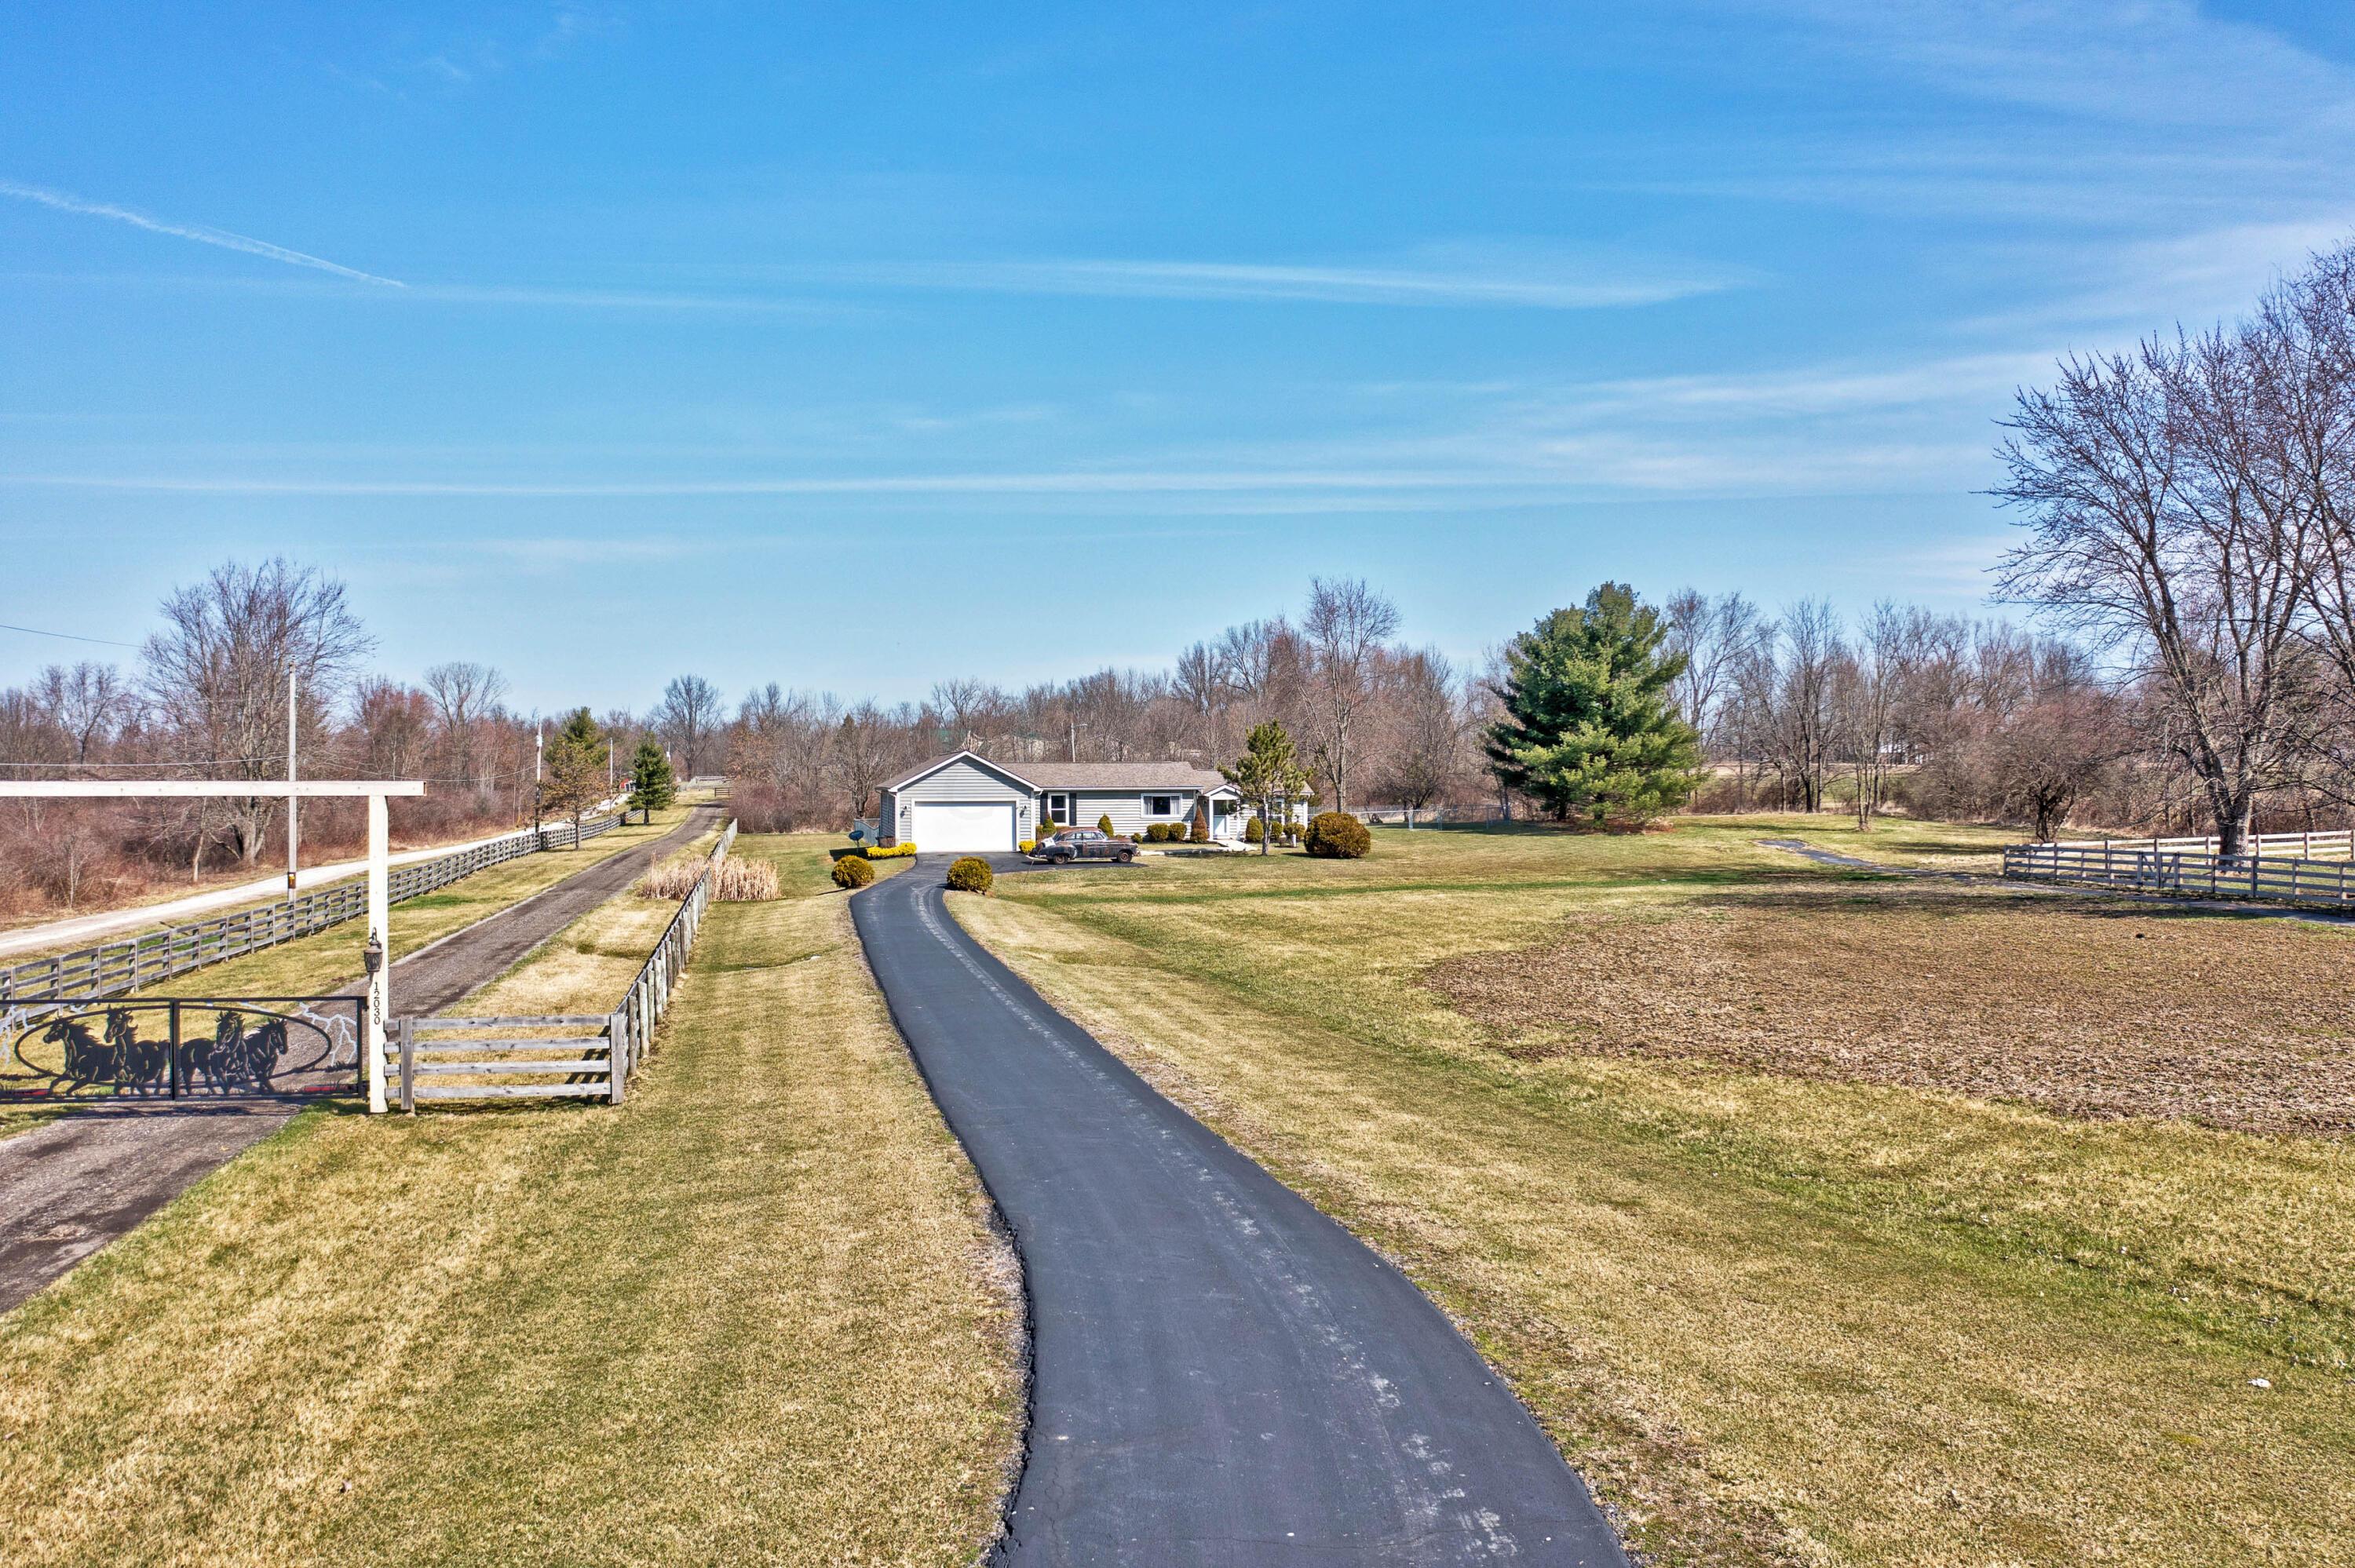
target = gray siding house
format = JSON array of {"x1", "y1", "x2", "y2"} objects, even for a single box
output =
[{"x1": 876, "y1": 751, "x2": 1276, "y2": 853}]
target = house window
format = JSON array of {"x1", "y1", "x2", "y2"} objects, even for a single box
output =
[
  {"x1": 1047, "y1": 793, "x2": 1072, "y2": 823},
  {"x1": 1146, "y1": 795, "x2": 1176, "y2": 818}
]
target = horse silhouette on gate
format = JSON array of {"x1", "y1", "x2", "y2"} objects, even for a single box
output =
[
  {"x1": 183, "y1": 1010, "x2": 292, "y2": 1093},
  {"x1": 39, "y1": 1008, "x2": 169, "y2": 1092},
  {"x1": 15, "y1": 1000, "x2": 332, "y2": 1100}
]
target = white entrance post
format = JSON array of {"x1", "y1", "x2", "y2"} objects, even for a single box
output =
[{"x1": 0, "y1": 779, "x2": 425, "y2": 1112}]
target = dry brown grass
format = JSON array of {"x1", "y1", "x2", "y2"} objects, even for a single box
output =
[
  {"x1": 955, "y1": 817, "x2": 2355, "y2": 1567},
  {"x1": 712, "y1": 856, "x2": 780, "y2": 902},
  {"x1": 633, "y1": 848, "x2": 706, "y2": 899},
  {"x1": 1425, "y1": 884, "x2": 2355, "y2": 1136},
  {"x1": 0, "y1": 836, "x2": 1020, "y2": 1566}
]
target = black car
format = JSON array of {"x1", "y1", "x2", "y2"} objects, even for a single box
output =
[{"x1": 1032, "y1": 827, "x2": 1137, "y2": 864}]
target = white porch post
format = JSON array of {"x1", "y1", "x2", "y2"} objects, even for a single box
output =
[{"x1": 366, "y1": 790, "x2": 391, "y2": 1114}]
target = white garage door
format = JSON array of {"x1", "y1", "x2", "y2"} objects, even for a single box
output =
[{"x1": 909, "y1": 801, "x2": 1016, "y2": 854}]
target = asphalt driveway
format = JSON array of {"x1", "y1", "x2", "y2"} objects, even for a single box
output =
[{"x1": 853, "y1": 855, "x2": 1627, "y2": 1566}]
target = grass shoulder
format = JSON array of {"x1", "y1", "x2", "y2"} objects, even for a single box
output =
[
  {"x1": 0, "y1": 833, "x2": 1020, "y2": 1566},
  {"x1": 955, "y1": 819, "x2": 2353, "y2": 1566}
]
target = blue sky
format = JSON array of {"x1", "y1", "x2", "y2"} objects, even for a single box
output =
[{"x1": 5, "y1": 2, "x2": 2354, "y2": 713}]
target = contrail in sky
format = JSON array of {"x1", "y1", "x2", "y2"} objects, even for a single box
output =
[{"x1": 0, "y1": 179, "x2": 405, "y2": 287}]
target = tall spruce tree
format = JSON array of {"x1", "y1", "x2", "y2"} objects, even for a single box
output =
[
  {"x1": 540, "y1": 707, "x2": 608, "y2": 843},
  {"x1": 1486, "y1": 583, "x2": 1703, "y2": 826},
  {"x1": 627, "y1": 736, "x2": 677, "y2": 817}
]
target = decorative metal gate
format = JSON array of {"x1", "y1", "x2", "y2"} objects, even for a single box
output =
[{"x1": 0, "y1": 995, "x2": 367, "y2": 1102}]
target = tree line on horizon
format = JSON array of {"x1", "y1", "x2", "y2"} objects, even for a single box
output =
[
  {"x1": 13, "y1": 239, "x2": 2355, "y2": 909},
  {"x1": 0, "y1": 560, "x2": 715, "y2": 919}
]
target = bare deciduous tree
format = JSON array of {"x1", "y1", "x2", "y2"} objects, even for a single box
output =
[
  {"x1": 35, "y1": 662, "x2": 132, "y2": 762},
  {"x1": 1663, "y1": 590, "x2": 1758, "y2": 743},
  {"x1": 1300, "y1": 578, "x2": 1401, "y2": 813},
  {"x1": 831, "y1": 701, "x2": 907, "y2": 820},
  {"x1": 1377, "y1": 649, "x2": 1470, "y2": 826},
  {"x1": 425, "y1": 661, "x2": 508, "y2": 793},
  {"x1": 654, "y1": 673, "x2": 723, "y2": 780},
  {"x1": 1995, "y1": 330, "x2": 2313, "y2": 858},
  {"x1": 142, "y1": 558, "x2": 374, "y2": 869}
]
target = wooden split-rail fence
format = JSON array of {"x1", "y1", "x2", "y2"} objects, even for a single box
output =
[
  {"x1": 391, "y1": 820, "x2": 738, "y2": 1109},
  {"x1": 2004, "y1": 836, "x2": 2355, "y2": 909},
  {"x1": 1, "y1": 802, "x2": 633, "y2": 1015},
  {"x1": 2030, "y1": 829, "x2": 2355, "y2": 862}
]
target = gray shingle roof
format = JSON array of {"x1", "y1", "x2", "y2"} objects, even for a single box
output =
[
  {"x1": 1020, "y1": 761, "x2": 1229, "y2": 791},
  {"x1": 884, "y1": 751, "x2": 1232, "y2": 793}
]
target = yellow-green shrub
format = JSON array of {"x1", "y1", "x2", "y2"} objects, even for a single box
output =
[
  {"x1": 945, "y1": 856, "x2": 994, "y2": 894},
  {"x1": 831, "y1": 855, "x2": 876, "y2": 890}
]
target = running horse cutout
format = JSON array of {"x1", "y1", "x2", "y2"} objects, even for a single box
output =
[
  {"x1": 188, "y1": 1009, "x2": 292, "y2": 1093},
  {"x1": 0, "y1": 775, "x2": 422, "y2": 1110},
  {"x1": 6, "y1": 998, "x2": 360, "y2": 1100}
]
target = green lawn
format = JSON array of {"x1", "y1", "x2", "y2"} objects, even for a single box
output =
[
  {"x1": 953, "y1": 811, "x2": 2353, "y2": 1568},
  {"x1": 0, "y1": 833, "x2": 1018, "y2": 1566}
]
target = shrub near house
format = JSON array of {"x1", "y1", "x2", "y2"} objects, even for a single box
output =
[{"x1": 1304, "y1": 811, "x2": 1371, "y2": 859}]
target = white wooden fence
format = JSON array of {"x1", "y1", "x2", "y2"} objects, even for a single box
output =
[
  {"x1": 2003, "y1": 838, "x2": 2355, "y2": 907},
  {"x1": 392, "y1": 819, "x2": 738, "y2": 1109},
  {"x1": 2, "y1": 802, "x2": 633, "y2": 1012}
]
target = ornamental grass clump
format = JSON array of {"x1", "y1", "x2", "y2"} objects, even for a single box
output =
[
  {"x1": 831, "y1": 854, "x2": 875, "y2": 891},
  {"x1": 945, "y1": 856, "x2": 994, "y2": 894},
  {"x1": 637, "y1": 850, "x2": 705, "y2": 899},
  {"x1": 1304, "y1": 811, "x2": 1371, "y2": 859},
  {"x1": 713, "y1": 858, "x2": 781, "y2": 902}
]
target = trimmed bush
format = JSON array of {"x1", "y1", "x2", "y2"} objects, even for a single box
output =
[
  {"x1": 1244, "y1": 815, "x2": 1265, "y2": 844},
  {"x1": 1305, "y1": 811, "x2": 1371, "y2": 859},
  {"x1": 831, "y1": 854, "x2": 875, "y2": 890},
  {"x1": 867, "y1": 842, "x2": 917, "y2": 859},
  {"x1": 1188, "y1": 817, "x2": 1210, "y2": 844},
  {"x1": 945, "y1": 855, "x2": 994, "y2": 894},
  {"x1": 1097, "y1": 813, "x2": 1116, "y2": 836},
  {"x1": 1017, "y1": 839, "x2": 1036, "y2": 854}
]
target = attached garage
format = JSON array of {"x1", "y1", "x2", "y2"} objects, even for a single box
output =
[
  {"x1": 909, "y1": 800, "x2": 1017, "y2": 854},
  {"x1": 877, "y1": 753, "x2": 1041, "y2": 852}
]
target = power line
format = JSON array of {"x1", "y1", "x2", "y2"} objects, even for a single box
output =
[{"x1": 0, "y1": 620, "x2": 141, "y2": 650}]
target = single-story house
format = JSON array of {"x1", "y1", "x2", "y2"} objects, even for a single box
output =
[{"x1": 876, "y1": 751, "x2": 1294, "y2": 854}]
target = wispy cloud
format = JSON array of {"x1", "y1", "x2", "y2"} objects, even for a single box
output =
[
  {"x1": 0, "y1": 181, "x2": 405, "y2": 287},
  {"x1": 767, "y1": 248, "x2": 1744, "y2": 310},
  {"x1": 0, "y1": 468, "x2": 1539, "y2": 498},
  {"x1": 1741, "y1": 0, "x2": 2355, "y2": 129}
]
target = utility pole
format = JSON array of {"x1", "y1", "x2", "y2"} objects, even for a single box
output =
[{"x1": 286, "y1": 671, "x2": 299, "y2": 906}]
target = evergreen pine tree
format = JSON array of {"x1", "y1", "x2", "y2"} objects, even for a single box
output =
[
  {"x1": 1486, "y1": 583, "x2": 1703, "y2": 826},
  {"x1": 1222, "y1": 720, "x2": 1312, "y2": 856},
  {"x1": 627, "y1": 737, "x2": 677, "y2": 817},
  {"x1": 540, "y1": 708, "x2": 608, "y2": 843}
]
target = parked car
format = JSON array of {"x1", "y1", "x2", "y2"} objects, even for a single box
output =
[{"x1": 1032, "y1": 828, "x2": 1138, "y2": 864}]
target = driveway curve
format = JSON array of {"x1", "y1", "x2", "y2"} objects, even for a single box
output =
[{"x1": 853, "y1": 855, "x2": 1628, "y2": 1567}]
